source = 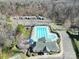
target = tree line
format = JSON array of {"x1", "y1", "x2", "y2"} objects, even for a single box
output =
[{"x1": 0, "y1": 0, "x2": 79, "y2": 25}]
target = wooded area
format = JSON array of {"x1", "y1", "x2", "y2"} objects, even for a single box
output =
[{"x1": 0, "y1": 0, "x2": 79, "y2": 26}]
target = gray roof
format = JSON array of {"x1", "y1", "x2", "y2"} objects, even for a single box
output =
[
  {"x1": 33, "y1": 41, "x2": 45, "y2": 52},
  {"x1": 38, "y1": 37, "x2": 46, "y2": 42},
  {"x1": 33, "y1": 41, "x2": 59, "y2": 53},
  {"x1": 46, "y1": 42, "x2": 59, "y2": 52}
]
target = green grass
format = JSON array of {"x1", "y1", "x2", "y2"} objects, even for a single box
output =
[
  {"x1": 2, "y1": 48, "x2": 11, "y2": 59},
  {"x1": 2, "y1": 52, "x2": 9, "y2": 59},
  {"x1": 0, "y1": 53, "x2": 2, "y2": 59},
  {"x1": 16, "y1": 24, "x2": 31, "y2": 39},
  {"x1": 6, "y1": 16, "x2": 12, "y2": 22},
  {"x1": 1, "y1": 47, "x2": 27, "y2": 59},
  {"x1": 68, "y1": 29, "x2": 79, "y2": 35},
  {"x1": 67, "y1": 31, "x2": 79, "y2": 58},
  {"x1": 2, "y1": 46, "x2": 22, "y2": 59},
  {"x1": 24, "y1": 29, "x2": 31, "y2": 38},
  {"x1": 50, "y1": 23, "x2": 66, "y2": 31},
  {"x1": 74, "y1": 39, "x2": 79, "y2": 51}
]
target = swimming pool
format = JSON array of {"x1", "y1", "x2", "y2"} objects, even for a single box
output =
[{"x1": 31, "y1": 26, "x2": 58, "y2": 42}]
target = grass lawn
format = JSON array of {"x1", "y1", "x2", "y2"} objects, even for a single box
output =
[
  {"x1": 68, "y1": 30, "x2": 78, "y2": 35},
  {"x1": 2, "y1": 46, "x2": 23, "y2": 59},
  {"x1": 2, "y1": 48, "x2": 11, "y2": 59},
  {"x1": 23, "y1": 29, "x2": 31, "y2": 39},
  {"x1": 50, "y1": 23, "x2": 66, "y2": 31},
  {"x1": 16, "y1": 24, "x2": 31, "y2": 39},
  {"x1": 74, "y1": 39, "x2": 79, "y2": 51},
  {"x1": 67, "y1": 31, "x2": 79, "y2": 58},
  {"x1": 2, "y1": 46, "x2": 28, "y2": 59}
]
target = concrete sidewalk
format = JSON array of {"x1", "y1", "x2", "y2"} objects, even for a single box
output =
[{"x1": 57, "y1": 31, "x2": 77, "y2": 59}]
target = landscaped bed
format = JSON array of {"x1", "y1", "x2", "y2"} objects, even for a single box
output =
[
  {"x1": 67, "y1": 31, "x2": 79, "y2": 58},
  {"x1": 74, "y1": 39, "x2": 79, "y2": 51}
]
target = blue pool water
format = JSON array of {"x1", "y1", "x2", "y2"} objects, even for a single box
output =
[
  {"x1": 31, "y1": 26, "x2": 58, "y2": 42},
  {"x1": 36, "y1": 27, "x2": 47, "y2": 39}
]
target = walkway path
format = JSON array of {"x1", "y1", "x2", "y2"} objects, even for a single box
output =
[{"x1": 57, "y1": 31, "x2": 77, "y2": 59}]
